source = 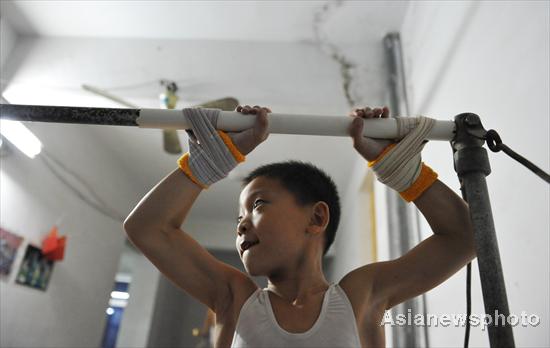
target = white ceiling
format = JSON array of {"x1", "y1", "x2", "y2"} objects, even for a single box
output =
[
  {"x1": 1, "y1": 0, "x2": 410, "y2": 227},
  {"x1": 3, "y1": 0, "x2": 409, "y2": 43}
]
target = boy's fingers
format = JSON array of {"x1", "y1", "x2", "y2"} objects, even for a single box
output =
[
  {"x1": 236, "y1": 105, "x2": 246, "y2": 112},
  {"x1": 382, "y1": 106, "x2": 390, "y2": 118},
  {"x1": 363, "y1": 107, "x2": 373, "y2": 118},
  {"x1": 352, "y1": 126, "x2": 369, "y2": 154},
  {"x1": 237, "y1": 104, "x2": 271, "y2": 117},
  {"x1": 353, "y1": 106, "x2": 388, "y2": 119},
  {"x1": 349, "y1": 117, "x2": 364, "y2": 146},
  {"x1": 354, "y1": 108, "x2": 367, "y2": 117},
  {"x1": 258, "y1": 109, "x2": 268, "y2": 127},
  {"x1": 255, "y1": 109, "x2": 270, "y2": 141},
  {"x1": 254, "y1": 106, "x2": 269, "y2": 123}
]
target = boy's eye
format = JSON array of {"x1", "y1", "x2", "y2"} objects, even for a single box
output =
[
  {"x1": 236, "y1": 200, "x2": 267, "y2": 225},
  {"x1": 253, "y1": 199, "x2": 265, "y2": 209}
]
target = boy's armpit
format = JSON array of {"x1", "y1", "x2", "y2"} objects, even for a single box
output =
[
  {"x1": 221, "y1": 272, "x2": 259, "y2": 319},
  {"x1": 364, "y1": 234, "x2": 473, "y2": 310},
  {"x1": 339, "y1": 232, "x2": 473, "y2": 314},
  {"x1": 338, "y1": 264, "x2": 384, "y2": 320}
]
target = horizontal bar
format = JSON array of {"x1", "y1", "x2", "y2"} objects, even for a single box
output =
[
  {"x1": 0, "y1": 104, "x2": 139, "y2": 126},
  {"x1": 0, "y1": 104, "x2": 455, "y2": 141}
]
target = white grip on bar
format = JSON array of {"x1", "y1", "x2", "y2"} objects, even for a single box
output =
[{"x1": 137, "y1": 108, "x2": 455, "y2": 141}]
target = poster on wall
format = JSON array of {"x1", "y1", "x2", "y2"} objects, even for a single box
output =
[
  {"x1": 0, "y1": 227, "x2": 24, "y2": 279},
  {"x1": 15, "y1": 245, "x2": 54, "y2": 291}
]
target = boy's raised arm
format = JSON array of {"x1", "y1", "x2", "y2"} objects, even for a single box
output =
[
  {"x1": 124, "y1": 169, "x2": 240, "y2": 311},
  {"x1": 123, "y1": 105, "x2": 270, "y2": 312},
  {"x1": 124, "y1": 167, "x2": 201, "y2": 233},
  {"x1": 341, "y1": 106, "x2": 476, "y2": 311},
  {"x1": 370, "y1": 179, "x2": 475, "y2": 309}
]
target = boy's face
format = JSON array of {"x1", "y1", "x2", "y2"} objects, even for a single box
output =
[{"x1": 236, "y1": 176, "x2": 313, "y2": 276}]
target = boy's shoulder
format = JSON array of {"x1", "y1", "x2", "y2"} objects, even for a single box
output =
[
  {"x1": 339, "y1": 263, "x2": 386, "y2": 318},
  {"x1": 218, "y1": 271, "x2": 259, "y2": 318}
]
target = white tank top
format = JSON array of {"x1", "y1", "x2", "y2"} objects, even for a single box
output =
[{"x1": 231, "y1": 283, "x2": 362, "y2": 347}]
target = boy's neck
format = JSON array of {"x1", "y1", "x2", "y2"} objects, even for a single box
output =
[{"x1": 266, "y1": 258, "x2": 329, "y2": 305}]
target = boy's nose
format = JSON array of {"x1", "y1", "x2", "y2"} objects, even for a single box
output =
[{"x1": 237, "y1": 220, "x2": 249, "y2": 234}]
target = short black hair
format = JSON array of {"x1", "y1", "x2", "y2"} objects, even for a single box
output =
[{"x1": 242, "y1": 161, "x2": 340, "y2": 255}]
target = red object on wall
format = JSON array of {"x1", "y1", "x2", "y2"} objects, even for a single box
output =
[{"x1": 42, "y1": 226, "x2": 66, "y2": 261}]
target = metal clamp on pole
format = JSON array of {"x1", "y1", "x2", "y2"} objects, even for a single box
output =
[{"x1": 451, "y1": 113, "x2": 515, "y2": 348}]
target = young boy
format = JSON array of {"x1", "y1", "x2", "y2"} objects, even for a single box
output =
[{"x1": 124, "y1": 105, "x2": 476, "y2": 347}]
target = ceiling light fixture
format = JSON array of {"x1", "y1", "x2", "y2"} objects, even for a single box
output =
[
  {"x1": 0, "y1": 95, "x2": 43, "y2": 158},
  {"x1": 0, "y1": 119, "x2": 42, "y2": 158}
]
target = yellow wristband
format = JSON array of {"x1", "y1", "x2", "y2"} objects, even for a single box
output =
[
  {"x1": 177, "y1": 153, "x2": 209, "y2": 189},
  {"x1": 368, "y1": 143, "x2": 397, "y2": 168},
  {"x1": 217, "y1": 130, "x2": 246, "y2": 163},
  {"x1": 399, "y1": 163, "x2": 438, "y2": 202}
]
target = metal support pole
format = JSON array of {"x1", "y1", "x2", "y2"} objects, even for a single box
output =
[
  {"x1": 452, "y1": 113, "x2": 515, "y2": 347},
  {"x1": 384, "y1": 32, "x2": 429, "y2": 348}
]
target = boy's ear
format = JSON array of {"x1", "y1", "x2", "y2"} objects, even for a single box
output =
[{"x1": 307, "y1": 201, "x2": 330, "y2": 235}]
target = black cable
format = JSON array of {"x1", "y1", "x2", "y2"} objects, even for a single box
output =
[
  {"x1": 40, "y1": 150, "x2": 125, "y2": 223},
  {"x1": 485, "y1": 129, "x2": 550, "y2": 183},
  {"x1": 464, "y1": 262, "x2": 472, "y2": 348},
  {"x1": 458, "y1": 178, "x2": 471, "y2": 348}
]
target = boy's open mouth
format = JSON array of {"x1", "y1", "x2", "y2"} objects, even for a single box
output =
[{"x1": 240, "y1": 240, "x2": 259, "y2": 253}]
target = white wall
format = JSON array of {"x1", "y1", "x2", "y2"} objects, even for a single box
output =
[
  {"x1": 330, "y1": 159, "x2": 387, "y2": 278},
  {"x1": 402, "y1": 1, "x2": 549, "y2": 347},
  {"x1": 1, "y1": 87, "x2": 142, "y2": 347},
  {"x1": 0, "y1": 16, "x2": 18, "y2": 70}
]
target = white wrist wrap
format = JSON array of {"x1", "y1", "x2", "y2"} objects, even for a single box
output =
[
  {"x1": 371, "y1": 116, "x2": 436, "y2": 192},
  {"x1": 183, "y1": 108, "x2": 239, "y2": 187}
]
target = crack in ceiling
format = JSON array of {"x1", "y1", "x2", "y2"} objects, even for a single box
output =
[{"x1": 313, "y1": 0, "x2": 358, "y2": 108}]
